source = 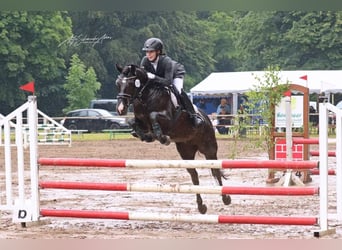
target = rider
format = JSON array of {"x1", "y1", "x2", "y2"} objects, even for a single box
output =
[{"x1": 140, "y1": 37, "x2": 204, "y2": 128}]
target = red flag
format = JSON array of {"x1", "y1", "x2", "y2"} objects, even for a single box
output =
[
  {"x1": 283, "y1": 90, "x2": 291, "y2": 97},
  {"x1": 299, "y1": 75, "x2": 308, "y2": 81},
  {"x1": 19, "y1": 81, "x2": 35, "y2": 93}
]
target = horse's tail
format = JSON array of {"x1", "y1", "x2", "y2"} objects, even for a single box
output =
[
  {"x1": 211, "y1": 168, "x2": 228, "y2": 185},
  {"x1": 220, "y1": 169, "x2": 229, "y2": 180}
]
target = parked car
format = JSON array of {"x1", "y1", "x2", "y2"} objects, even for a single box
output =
[
  {"x1": 89, "y1": 99, "x2": 134, "y2": 115},
  {"x1": 89, "y1": 99, "x2": 118, "y2": 115},
  {"x1": 60, "y1": 108, "x2": 131, "y2": 132}
]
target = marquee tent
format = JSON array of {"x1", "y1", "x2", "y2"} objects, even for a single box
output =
[{"x1": 190, "y1": 70, "x2": 342, "y2": 96}]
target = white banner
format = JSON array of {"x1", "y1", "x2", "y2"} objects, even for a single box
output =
[{"x1": 275, "y1": 96, "x2": 303, "y2": 128}]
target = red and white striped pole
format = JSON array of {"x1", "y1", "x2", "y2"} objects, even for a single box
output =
[
  {"x1": 38, "y1": 158, "x2": 319, "y2": 170},
  {"x1": 40, "y1": 209, "x2": 318, "y2": 226},
  {"x1": 39, "y1": 181, "x2": 319, "y2": 196}
]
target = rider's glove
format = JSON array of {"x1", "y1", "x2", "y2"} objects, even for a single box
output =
[{"x1": 147, "y1": 72, "x2": 155, "y2": 79}]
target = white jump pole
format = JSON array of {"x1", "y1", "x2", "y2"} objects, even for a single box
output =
[
  {"x1": 4, "y1": 116, "x2": 12, "y2": 207},
  {"x1": 1, "y1": 101, "x2": 29, "y2": 211},
  {"x1": 336, "y1": 106, "x2": 342, "y2": 221},
  {"x1": 279, "y1": 91, "x2": 303, "y2": 187},
  {"x1": 15, "y1": 112, "x2": 25, "y2": 204},
  {"x1": 318, "y1": 102, "x2": 328, "y2": 231},
  {"x1": 28, "y1": 96, "x2": 39, "y2": 221},
  {"x1": 324, "y1": 102, "x2": 342, "y2": 222},
  {"x1": 284, "y1": 91, "x2": 293, "y2": 186}
]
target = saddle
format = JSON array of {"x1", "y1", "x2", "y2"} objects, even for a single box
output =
[{"x1": 166, "y1": 84, "x2": 192, "y2": 113}]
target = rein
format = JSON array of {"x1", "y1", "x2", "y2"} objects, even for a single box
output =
[{"x1": 117, "y1": 74, "x2": 152, "y2": 102}]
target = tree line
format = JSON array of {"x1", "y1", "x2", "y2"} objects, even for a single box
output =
[{"x1": 0, "y1": 11, "x2": 341, "y2": 116}]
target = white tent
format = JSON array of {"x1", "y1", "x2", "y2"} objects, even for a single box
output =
[{"x1": 190, "y1": 70, "x2": 342, "y2": 95}]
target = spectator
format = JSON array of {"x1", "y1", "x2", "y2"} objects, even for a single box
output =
[
  {"x1": 210, "y1": 113, "x2": 218, "y2": 133},
  {"x1": 238, "y1": 103, "x2": 247, "y2": 137},
  {"x1": 197, "y1": 99, "x2": 206, "y2": 110},
  {"x1": 216, "y1": 108, "x2": 231, "y2": 134},
  {"x1": 216, "y1": 98, "x2": 231, "y2": 115}
]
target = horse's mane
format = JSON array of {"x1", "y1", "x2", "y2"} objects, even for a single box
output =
[{"x1": 121, "y1": 64, "x2": 139, "y2": 76}]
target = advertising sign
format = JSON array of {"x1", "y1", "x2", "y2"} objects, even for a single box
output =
[{"x1": 275, "y1": 96, "x2": 303, "y2": 128}]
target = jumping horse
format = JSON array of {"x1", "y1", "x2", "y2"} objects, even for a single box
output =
[{"x1": 115, "y1": 64, "x2": 231, "y2": 214}]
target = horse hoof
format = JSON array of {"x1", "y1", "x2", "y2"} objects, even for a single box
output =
[
  {"x1": 198, "y1": 204, "x2": 207, "y2": 214},
  {"x1": 160, "y1": 136, "x2": 171, "y2": 145},
  {"x1": 143, "y1": 135, "x2": 154, "y2": 142},
  {"x1": 131, "y1": 131, "x2": 139, "y2": 138},
  {"x1": 223, "y1": 195, "x2": 231, "y2": 205},
  {"x1": 163, "y1": 138, "x2": 171, "y2": 145}
]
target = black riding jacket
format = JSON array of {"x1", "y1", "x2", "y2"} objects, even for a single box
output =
[{"x1": 140, "y1": 55, "x2": 185, "y2": 86}]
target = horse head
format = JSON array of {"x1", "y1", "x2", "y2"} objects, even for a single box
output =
[{"x1": 115, "y1": 64, "x2": 148, "y2": 115}]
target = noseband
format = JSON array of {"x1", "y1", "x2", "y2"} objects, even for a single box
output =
[
  {"x1": 117, "y1": 73, "x2": 152, "y2": 103},
  {"x1": 117, "y1": 75, "x2": 137, "y2": 100}
]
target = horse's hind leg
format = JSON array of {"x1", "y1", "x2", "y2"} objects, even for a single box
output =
[
  {"x1": 211, "y1": 169, "x2": 231, "y2": 205},
  {"x1": 200, "y1": 140, "x2": 231, "y2": 207},
  {"x1": 176, "y1": 143, "x2": 207, "y2": 214},
  {"x1": 186, "y1": 168, "x2": 207, "y2": 214}
]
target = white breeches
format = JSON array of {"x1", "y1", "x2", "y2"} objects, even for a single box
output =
[
  {"x1": 170, "y1": 78, "x2": 183, "y2": 108},
  {"x1": 170, "y1": 78, "x2": 198, "y2": 112},
  {"x1": 172, "y1": 78, "x2": 183, "y2": 94}
]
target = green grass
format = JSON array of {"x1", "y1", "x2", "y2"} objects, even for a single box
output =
[
  {"x1": 71, "y1": 130, "x2": 330, "y2": 142},
  {"x1": 71, "y1": 132, "x2": 134, "y2": 141}
]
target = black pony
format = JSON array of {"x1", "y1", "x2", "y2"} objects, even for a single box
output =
[{"x1": 115, "y1": 64, "x2": 231, "y2": 214}]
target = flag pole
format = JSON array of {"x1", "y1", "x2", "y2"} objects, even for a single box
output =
[{"x1": 299, "y1": 75, "x2": 308, "y2": 88}]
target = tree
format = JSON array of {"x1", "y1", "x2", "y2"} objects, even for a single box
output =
[
  {"x1": 232, "y1": 11, "x2": 342, "y2": 71},
  {"x1": 68, "y1": 11, "x2": 215, "y2": 93},
  {"x1": 63, "y1": 54, "x2": 101, "y2": 113},
  {"x1": 205, "y1": 11, "x2": 237, "y2": 72},
  {"x1": 245, "y1": 65, "x2": 290, "y2": 156},
  {"x1": 283, "y1": 11, "x2": 342, "y2": 69},
  {"x1": 0, "y1": 11, "x2": 72, "y2": 115},
  {"x1": 1, "y1": 11, "x2": 341, "y2": 116}
]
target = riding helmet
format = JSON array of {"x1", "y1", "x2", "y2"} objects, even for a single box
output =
[{"x1": 142, "y1": 38, "x2": 163, "y2": 52}]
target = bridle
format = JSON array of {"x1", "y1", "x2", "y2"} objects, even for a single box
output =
[
  {"x1": 116, "y1": 70, "x2": 152, "y2": 103},
  {"x1": 116, "y1": 75, "x2": 137, "y2": 101}
]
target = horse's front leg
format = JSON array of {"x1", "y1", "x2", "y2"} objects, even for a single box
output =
[
  {"x1": 150, "y1": 111, "x2": 170, "y2": 145},
  {"x1": 128, "y1": 118, "x2": 155, "y2": 142}
]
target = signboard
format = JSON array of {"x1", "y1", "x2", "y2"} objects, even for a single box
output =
[{"x1": 275, "y1": 96, "x2": 303, "y2": 128}]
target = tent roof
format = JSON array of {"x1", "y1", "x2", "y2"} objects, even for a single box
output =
[{"x1": 190, "y1": 70, "x2": 342, "y2": 95}]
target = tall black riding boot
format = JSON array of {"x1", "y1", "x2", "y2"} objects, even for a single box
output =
[{"x1": 179, "y1": 90, "x2": 204, "y2": 128}]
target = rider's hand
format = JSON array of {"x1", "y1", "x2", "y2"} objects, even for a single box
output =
[{"x1": 147, "y1": 72, "x2": 155, "y2": 79}]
